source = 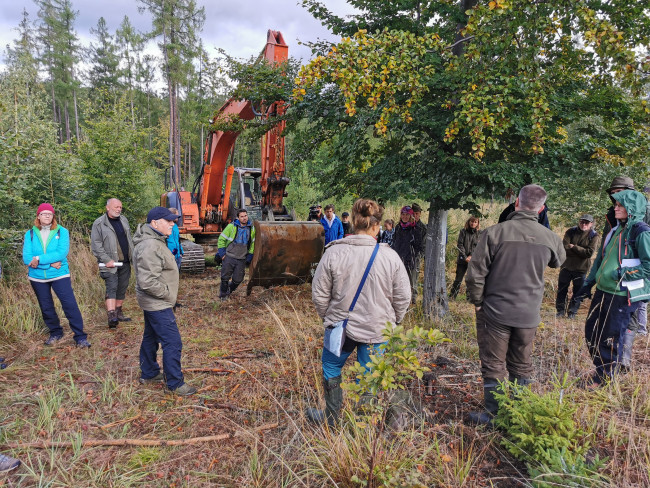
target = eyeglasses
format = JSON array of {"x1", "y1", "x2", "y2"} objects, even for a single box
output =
[
  {"x1": 579, "y1": 220, "x2": 591, "y2": 224},
  {"x1": 39, "y1": 212, "x2": 54, "y2": 217}
]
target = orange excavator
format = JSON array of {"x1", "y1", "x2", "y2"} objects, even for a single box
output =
[{"x1": 161, "y1": 30, "x2": 324, "y2": 294}]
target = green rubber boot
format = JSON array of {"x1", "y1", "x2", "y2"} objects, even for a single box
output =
[{"x1": 306, "y1": 376, "x2": 343, "y2": 427}]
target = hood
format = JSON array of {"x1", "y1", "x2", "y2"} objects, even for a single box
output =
[
  {"x1": 133, "y1": 223, "x2": 166, "y2": 246},
  {"x1": 233, "y1": 219, "x2": 252, "y2": 228},
  {"x1": 612, "y1": 190, "x2": 648, "y2": 225},
  {"x1": 326, "y1": 234, "x2": 376, "y2": 248}
]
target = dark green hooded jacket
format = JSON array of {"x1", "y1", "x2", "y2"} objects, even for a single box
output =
[{"x1": 586, "y1": 190, "x2": 650, "y2": 303}]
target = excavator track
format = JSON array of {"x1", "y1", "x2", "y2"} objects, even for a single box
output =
[{"x1": 179, "y1": 239, "x2": 206, "y2": 274}]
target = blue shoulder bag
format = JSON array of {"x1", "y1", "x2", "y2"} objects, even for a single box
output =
[{"x1": 323, "y1": 243, "x2": 380, "y2": 357}]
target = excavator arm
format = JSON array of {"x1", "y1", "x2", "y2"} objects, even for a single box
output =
[{"x1": 200, "y1": 30, "x2": 289, "y2": 223}]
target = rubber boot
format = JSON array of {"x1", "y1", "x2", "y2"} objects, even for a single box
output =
[
  {"x1": 306, "y1": 376, "x2": 343, "y2": 427},
  {"x1": 468, "y1": 381, "x2": 499, "y2": 426},
  {"x1": 386, "y1": 389, "x2": 412, "y2": 431},
  {"x1": 219, "y1": 281, "x2": 230, "y2": 300},
  {"x1": 617, "y1": 327, "x2": 636, "y2": 373},
  {"x1": 107, "y1": 309, "x2": 119, "y2": 329},
  {"x1": 116, "y1": 306, "x2": 131, "y2": 322}
]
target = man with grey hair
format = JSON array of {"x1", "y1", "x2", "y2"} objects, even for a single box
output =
[
  {"x1": 91, "y1": 198, "x2": 134, "y2": 328},
  {"x1": 466, "y1": 184, "x2": 565, "y2": 425}
]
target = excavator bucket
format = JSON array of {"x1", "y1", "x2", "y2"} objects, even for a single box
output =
[{"x1": 247, "y1": 221, "x2": 325, "y2": 295}]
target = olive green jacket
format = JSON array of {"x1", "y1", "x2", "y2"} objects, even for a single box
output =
[{"x1": 132, "y1": 224, "x2": 179, "y2": 311}]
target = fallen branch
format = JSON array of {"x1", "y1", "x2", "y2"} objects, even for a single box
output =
[
  {"x1": 5, "y1": 423, "x2": 278, "y2": 450},
  {"x1": 100, "y1": 415, "x2": 141, "y2": 431},
  {"x1": 183, "y1": 368, "x2": 235, "y2": 374}
]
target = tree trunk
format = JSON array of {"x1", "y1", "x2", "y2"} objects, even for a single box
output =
[
  {"x1": 64, "y1": 100, "x2": 71, "y2": 143},
  {"x1": 422, "y1": 206, "x2": 449, "y2": 318},
  {"x1": 173, "y1": 82, "x2": 181, "y2": 187},
  {"x1": 73, "y1": 89, "x2": 80, "y2": 141}
]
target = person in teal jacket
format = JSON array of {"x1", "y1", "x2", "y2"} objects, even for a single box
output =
[
  {"x1": 216, "y1": 209, "x2": 255, "y2": 299},
  {"x1": 166, "y1": 208, "x2": 184, "y2": 270},
  {"x1": 580, "y1": 190, "x2": 650, "y2": 384},
  {"x1": 22, "y1": 203, "x2": 90, "y2": 347}
]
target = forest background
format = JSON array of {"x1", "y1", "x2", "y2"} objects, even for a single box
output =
[
  {"x1": 0, "y1": 1, "x2": 649, "y2": 486},
  {"x1": 0, "y1": 0, "x2": 648, "y2": 317}
]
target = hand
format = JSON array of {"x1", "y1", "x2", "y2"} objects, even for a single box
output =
[
  {"x1": 475, "y1": 306, "x2": 482, "y2": 312},
  {"x1": 51, "y1": 262, "x2": 62, "y2": 269},
  {"x1": 214, "y1": 253, "x2": 222, "y2": 266},
  {"x1": 29, "y1": 257, "x2": 39, "y2": 268},
  {"x1": 106, "y1": 260, "x2": 116, "y2": 268},
  {"x1": 465, "y1": 256, "x2": 471, "y2": 262},
  {"x1": 575, "y1": 281, "x2": 595, "y2": 300},
  {"x1": 568, "y1": 244, "x2": 574, "y2": 249}
]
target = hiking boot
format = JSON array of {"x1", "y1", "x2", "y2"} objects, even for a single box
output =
[
  {"x1": 116, "y1": 306, "x2": 131, "y2": 322},
  {"x1": 567, "y1": 312, "x2": 576, "y2": 319},
  {"x1": 44, "y1": 335, "x2": 63, "y2": 346},
  {"x1": 107, "y1": 310, "x2": 119, "y2": 329},
  {"x1": 75, "y1": 339, "x2": 92, "y2": 348},
  {"x1": 139, "y1": 372, "x2": 164, "y2": 384},
  {"x1": 0, "y1": 453, "x2": 20, "y2": 473},
  {"x1": 169, "y1": 383, "x2": 197, "y2": 396},
  {"x1": 556, "y1": 311, "x2": 565, "y2": 318}
]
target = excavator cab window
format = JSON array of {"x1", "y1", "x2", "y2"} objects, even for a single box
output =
[{"x1": 243, "y1": 182, "x2": 253, "y2": 206}]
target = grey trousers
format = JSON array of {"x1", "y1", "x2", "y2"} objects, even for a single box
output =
[{"x1": 476, "y1": 309, "x2": 537, "y2": 381}]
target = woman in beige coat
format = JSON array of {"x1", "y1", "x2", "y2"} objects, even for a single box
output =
[{"x1": 307, "y1": 199, "x2": 411, "y2": 425}]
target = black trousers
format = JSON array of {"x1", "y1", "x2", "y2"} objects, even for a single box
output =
[
  {"x1": 450, "y1": 260, "x2": 468, "y2": 298},
  {"x1": 220, "y1": 256, "x2": 245, "y2": 296},
  {"x1": 556, "y1": 268, "x2": 585, "y2": 314}
]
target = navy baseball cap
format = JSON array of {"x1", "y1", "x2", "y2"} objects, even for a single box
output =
[{"x1": 147, "y1": 206, "x2": 180, "y2": 223}]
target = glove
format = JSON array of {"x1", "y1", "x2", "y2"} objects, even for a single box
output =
[
  {"x1": 575, "y1": 281, "x2": 595, "y2": 300},
  {"x1": 246, "y1": 253, "x2": 253, "y2": 264},
  {"x1": 214, "y1": 253, "x2": 223, "y2": 266}
]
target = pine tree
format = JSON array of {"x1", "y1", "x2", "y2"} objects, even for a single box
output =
[
  {"x1": 88, "y1": 17, "x2": 121, "y2": 95},
  {"x1": 138, "y1": 0, "x2": 205, "y2": 187}
]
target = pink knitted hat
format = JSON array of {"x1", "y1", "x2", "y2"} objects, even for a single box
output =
[{"x1": 37, "y1": 203, "x2": 55, "y2": 215}]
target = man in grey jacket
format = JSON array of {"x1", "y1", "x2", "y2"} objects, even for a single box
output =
[
  {"x1": 91, "y1": 199, "x2": 134, "y2": 328},
  {"x1": 133, "y1": 207, "x2": 195, "y2": 396},
  {"x1": 466, "y1": 185, "x2": 565, "y2": 425}
]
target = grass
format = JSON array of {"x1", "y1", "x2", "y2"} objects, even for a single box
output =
[{"x1": 0, "y1": 205, "x2": 648, "y2": 486}]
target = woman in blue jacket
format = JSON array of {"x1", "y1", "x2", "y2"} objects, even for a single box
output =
[{"x1": 22, "y1": 203, "x2": 90, "y2": 347}]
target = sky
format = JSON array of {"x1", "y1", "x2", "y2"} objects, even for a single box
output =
[{"x1": 0, "y1": 0, "x2": 358, "y2": 87}]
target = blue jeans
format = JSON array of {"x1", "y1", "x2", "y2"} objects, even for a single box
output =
[
  {"x1": 139, "y1": 308, "x2": 184, "y2": 390},
  {"x1": 322, "y1": 338, "x2": 386, "y2": 380},
  {"x1": 30, "y1": 277, "x2": 86, "y2": 342},
  {"x1": 585, "y1": 289, "x2": 639, "y2": 380}
]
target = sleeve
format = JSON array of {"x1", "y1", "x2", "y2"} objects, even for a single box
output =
[
  {"x1": 248, "y1": 226, "x2": 256, "y2": 254},
  {"x1": 562, "y1": 229, "x2": 572, "y2": 252},
  {"x1": 311, "y1": 254, "x2": 333, "y2": 319},
  {"x1": 586, "y1": 239, "x2": 605, "y2": 283},
  {"x1": 90, "y1": 221, "x2": 112, "y2": 263},
  {"x1": 620, "y1": 231, "x2": 650, "y2": 281},
  {"x1": 498, "y1": 205, "x2": 513, "y2": 223},
  {"x1": 217, "y1": 224, "x2": 233, "y2": 251},
  {"x1": 135, "y1": 247, "x2": 171, "y2": 301},
  {"x1": 336, "y1": 220, "x2": 344, "y2": 240},
  {"x1": 38, "y1": 228, "x2": 70, "y2": 265},
  {"x1": 391, "y1": 258, "x2": 411, "y2": 323},
  {"x1": 456, "y1": 229, "x2": 467, "y2": 259},
  {"x1": 22, "y1": 231, "x2": 34, "y2": 266},
  {"x1": 548, "y1": 236, "x2": 566, "y2": 268},
  {"x1": 572, "y1": 234, "x2": 600, "y2": 259},
  {"x1": 465, "y1": 230, "x2": 491, "y2": 306}
]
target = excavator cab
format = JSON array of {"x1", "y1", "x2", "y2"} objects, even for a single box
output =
[{"x1": 232, "y1": 168, "x2": 264, "y2": 222}]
